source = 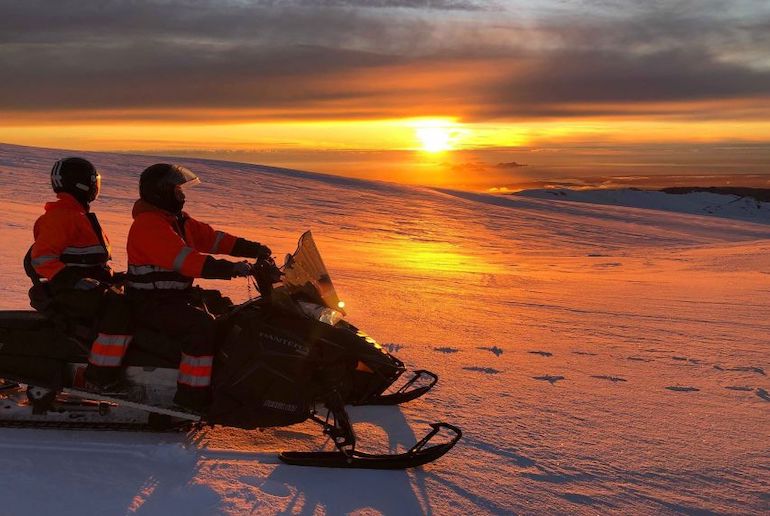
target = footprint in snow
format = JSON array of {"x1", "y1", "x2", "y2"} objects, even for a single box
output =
[
  {"x1": 757, "y1": 388, "x2": 770, "y2": 402},
  {"x1": 533, "y1": 375, "x2": 565, "y2": 385},
  {"x1": 463, "y1": 366, "x2": 501, "y2": 375},
  {"x1": 434, "y1": 347, "x2": 459, "y2": 354},
  {"x1": 714, "y1": 365, "x2": 766, "y2": 376},
  {"x1": 528, "y1": 351, "x2": 553, "y2": 357},
  {"x1": 591, "y1": 375, "x2": 627, "y2": 383},
  {"x1": 671, "y1": 356, "x2": 701, "y2": 364},
  {"x1": 666, "y1": 386, "x2": 700, "y2": 392},
  {"x1": 478, "y1": 346, "x2": 504, "y2": 357},
  {"x1": 725, "y1": 386, "x2": 754, "y2": 392}
]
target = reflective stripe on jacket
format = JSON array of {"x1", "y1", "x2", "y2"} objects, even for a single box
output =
[
  {"x1": 126, "y1": 199, "x2": 237, "y2": 292},
  {"x1": 31, "y1": 193, "x2": 112, "y2": 281}
]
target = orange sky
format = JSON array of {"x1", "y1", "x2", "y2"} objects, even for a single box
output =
[{"x1": 1, "y1": 1, "x2": 769, "y2": 188}]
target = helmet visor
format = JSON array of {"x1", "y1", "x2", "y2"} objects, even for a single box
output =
[
  {"x1": 170, "y1": 165, "x2": 200, "y2": 187},
  {"x1": 174, "y1": 176, "x2": 199, "y2": 203},
  {"x1": 90, "y1": 172, "x2": 101, "y2": 201}
]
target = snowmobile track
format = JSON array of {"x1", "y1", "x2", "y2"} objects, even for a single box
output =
[{"x1": 0, "y1": 418, "x2": 193, "y2": 433}]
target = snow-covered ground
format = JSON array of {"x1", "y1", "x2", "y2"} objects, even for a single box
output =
[
  {"x1": 1, "y1": 142, "x2": 769, "y2": 515},
  {"x1": 516, "y1": 187, "x2": 770, "y2": 225}
]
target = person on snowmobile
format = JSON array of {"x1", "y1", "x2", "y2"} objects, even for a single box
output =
[
  {"x1": 26, "y1": 157, "x2": 133, "y2": 390},
  {"x1": 126, "y1": 163, "x2": 272, "y2": 412}
]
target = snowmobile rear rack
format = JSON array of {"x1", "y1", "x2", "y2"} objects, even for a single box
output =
[
  {"x1": 356, "y1": 369, "x2": 438, "y2": 406},
  {"x1": 279, "y1": 422, "x2": 462, "y2": 469}
]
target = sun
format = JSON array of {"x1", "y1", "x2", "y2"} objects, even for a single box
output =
[
  {"x1": 408, "y1": 119, "x2": 465, "y2": 153},
  {"x1": 416, "y1": 126, "x2": 453, "y2": 152}
]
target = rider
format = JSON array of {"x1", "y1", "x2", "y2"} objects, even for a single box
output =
[
  {"x1": 126, "y1": 163, "x2": 272, "y2": 412},
  {"x1": 27, "y1": 157, "x2": 132, "y2": 390}
]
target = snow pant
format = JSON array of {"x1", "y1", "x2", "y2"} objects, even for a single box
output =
[
  {"x1": 129, "y1": 294, "x2": 216, "y2": 410},
  {"x1": 51, "y1": 287, "x2": 133, "y2": 384}
]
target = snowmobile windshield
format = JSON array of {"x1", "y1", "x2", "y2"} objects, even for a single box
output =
[{"x1": 282, "y1": 231, "x2": 346, "y2": 315}]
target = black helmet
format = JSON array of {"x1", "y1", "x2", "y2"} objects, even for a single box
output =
[
  {"x1": 51, "y1": 157, "x2": 101, "y2": 204},
  {"x1": 139, "y1": 163, "x2": 200, "y2": 213}
]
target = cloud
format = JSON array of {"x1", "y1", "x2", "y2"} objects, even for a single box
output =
[{"x1": 1, "y1": 0, "x2": 769, "y2": 122}]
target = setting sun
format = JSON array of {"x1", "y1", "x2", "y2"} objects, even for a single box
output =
[
  {"x1": 416, "y1": 126, "x2": 453, "y2": 152},
  {"x1": 410, "y1": 119, "x2": 466, "y2": 153}
]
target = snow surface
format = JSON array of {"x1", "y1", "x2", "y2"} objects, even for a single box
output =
[
  {"x1": 1, "y1": 142, "x2": 769, "y2": 515},
  {"x1": 516, "y1": 187, "x2": 770, "y2": 225}
]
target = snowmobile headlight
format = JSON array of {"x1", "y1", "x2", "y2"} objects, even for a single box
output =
[
  {"x1": 318, "y1": 307, "x2": 344, "y2": 326},
  {"x1": 297, "y1": 301, "x2": 344, "y2": 326}
]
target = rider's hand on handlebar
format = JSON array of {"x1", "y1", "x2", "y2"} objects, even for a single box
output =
[
  {"x1": 232, "y1": 261, "x2": 253, "y2": 278},
  {"x1": 256, "y1": 244, "x2": 272, "y2": 260}
]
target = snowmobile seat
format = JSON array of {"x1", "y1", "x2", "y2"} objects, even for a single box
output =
[
  {"x1": 0, "y1": 310, "x2": 53, "y2": 331},
  {"x1": 0, "y1": 310, "x2": 85, "y2": 388}
]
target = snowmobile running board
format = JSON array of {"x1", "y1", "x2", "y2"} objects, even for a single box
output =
[
  {"x1": 62, "y1": 388, "x2": 202, "y2": 421},
  {"x1": 278, "y1": 422, "x2": 462, "y2": 469},
  {"x1": 357, "y1": 369, "x2": 438, "y2": 406}
]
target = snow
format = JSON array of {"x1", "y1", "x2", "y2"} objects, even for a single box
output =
[
  {"x1": 516, "y1": 187, "x2": 770, "y2": 225},
  {"x1": 1, "y1": 142, "x2": 769, "y2": 514}
]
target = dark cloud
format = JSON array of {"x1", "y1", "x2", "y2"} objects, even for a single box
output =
[
  {"x1": 0, "y1": 0, "x2": 769, "y2": 122},
  {"x1": 477, "y1": 48, "x2": 770, "y2": 120}
]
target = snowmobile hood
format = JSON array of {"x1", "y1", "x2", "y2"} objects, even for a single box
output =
[
  {"x1": 132, "y1": 199, "x2": 190, "y2": 221},
  {"x1": 45, "y1": 193, "x2": 88, "y2": 214}
]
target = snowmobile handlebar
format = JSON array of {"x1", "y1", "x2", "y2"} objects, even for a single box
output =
[{"x1": 251, "y1": 255, "x2": 283, "y2": 299}]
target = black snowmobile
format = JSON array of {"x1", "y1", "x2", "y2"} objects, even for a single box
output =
[{"x1": 0, "y1": 231, "x2": 460, "y2": 469}]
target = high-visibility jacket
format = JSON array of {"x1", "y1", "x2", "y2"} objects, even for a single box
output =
[
  {"x1": 126, "y1": 199, "x2": 238, "y2": 293},
  {"x1": 30, "y1": 193, "x2": 112, "y2": 283}
]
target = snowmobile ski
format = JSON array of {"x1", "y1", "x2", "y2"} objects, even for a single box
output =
[{"x1": 279, "y1": 422, "x2": 462, "y2": 469}]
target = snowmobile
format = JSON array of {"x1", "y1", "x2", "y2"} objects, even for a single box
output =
[{"x1": 0, "y1": 231, "x2": 460, "y2": 469}]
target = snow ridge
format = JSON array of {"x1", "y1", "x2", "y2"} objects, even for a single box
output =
[{"x1": 515, "y1": 187, "x2": 770, "y2": 224}]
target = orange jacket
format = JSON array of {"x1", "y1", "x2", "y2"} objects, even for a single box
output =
[
  {"x1": 126, "y1": 200, "x2": 237, "y2": 291},
  {"x1": 30, "y1": 193, "x2": 111, "y2": 281}
]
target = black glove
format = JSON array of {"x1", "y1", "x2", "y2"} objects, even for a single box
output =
[
  {"x1": 111, "y1": 271, "x2": 127, "y2": 286},
  {"x1": 232, "y1": 238, "x2": 272, "y2": 259},
  {"x1": 232, "y1": 261, "x2": 252, "y2": 278},
  {"x1": 74, "y1": 278, "x2": 102, "y2": 291},
  {"x1": 255, "y1": 257, "x2": 283, "y2": 283}
]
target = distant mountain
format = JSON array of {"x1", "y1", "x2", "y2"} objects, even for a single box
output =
[
  {"x1": 660, "y1": 187, "x2": 770, "y2": 203},
  {"x1": 513, "y1": 187, "x2": 770, "y2": 225}
]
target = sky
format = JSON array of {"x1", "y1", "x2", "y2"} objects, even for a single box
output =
[{"x1": 1, "y1": 0, "x2": 769, "y2": 189}]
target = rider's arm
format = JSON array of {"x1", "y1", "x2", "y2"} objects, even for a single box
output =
[
  {"x1": 183, "y1": 215, "x2": 237, "y2": 255},
  {"x1": 184, "y1": 215, "x2": 271, "y2": 259},
  {"x1": 130, "y1": 214, "x2": 208, "y2": 278},
  {"x1": 130, "y1": 213, "x2": 243, "y2": 280}
]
